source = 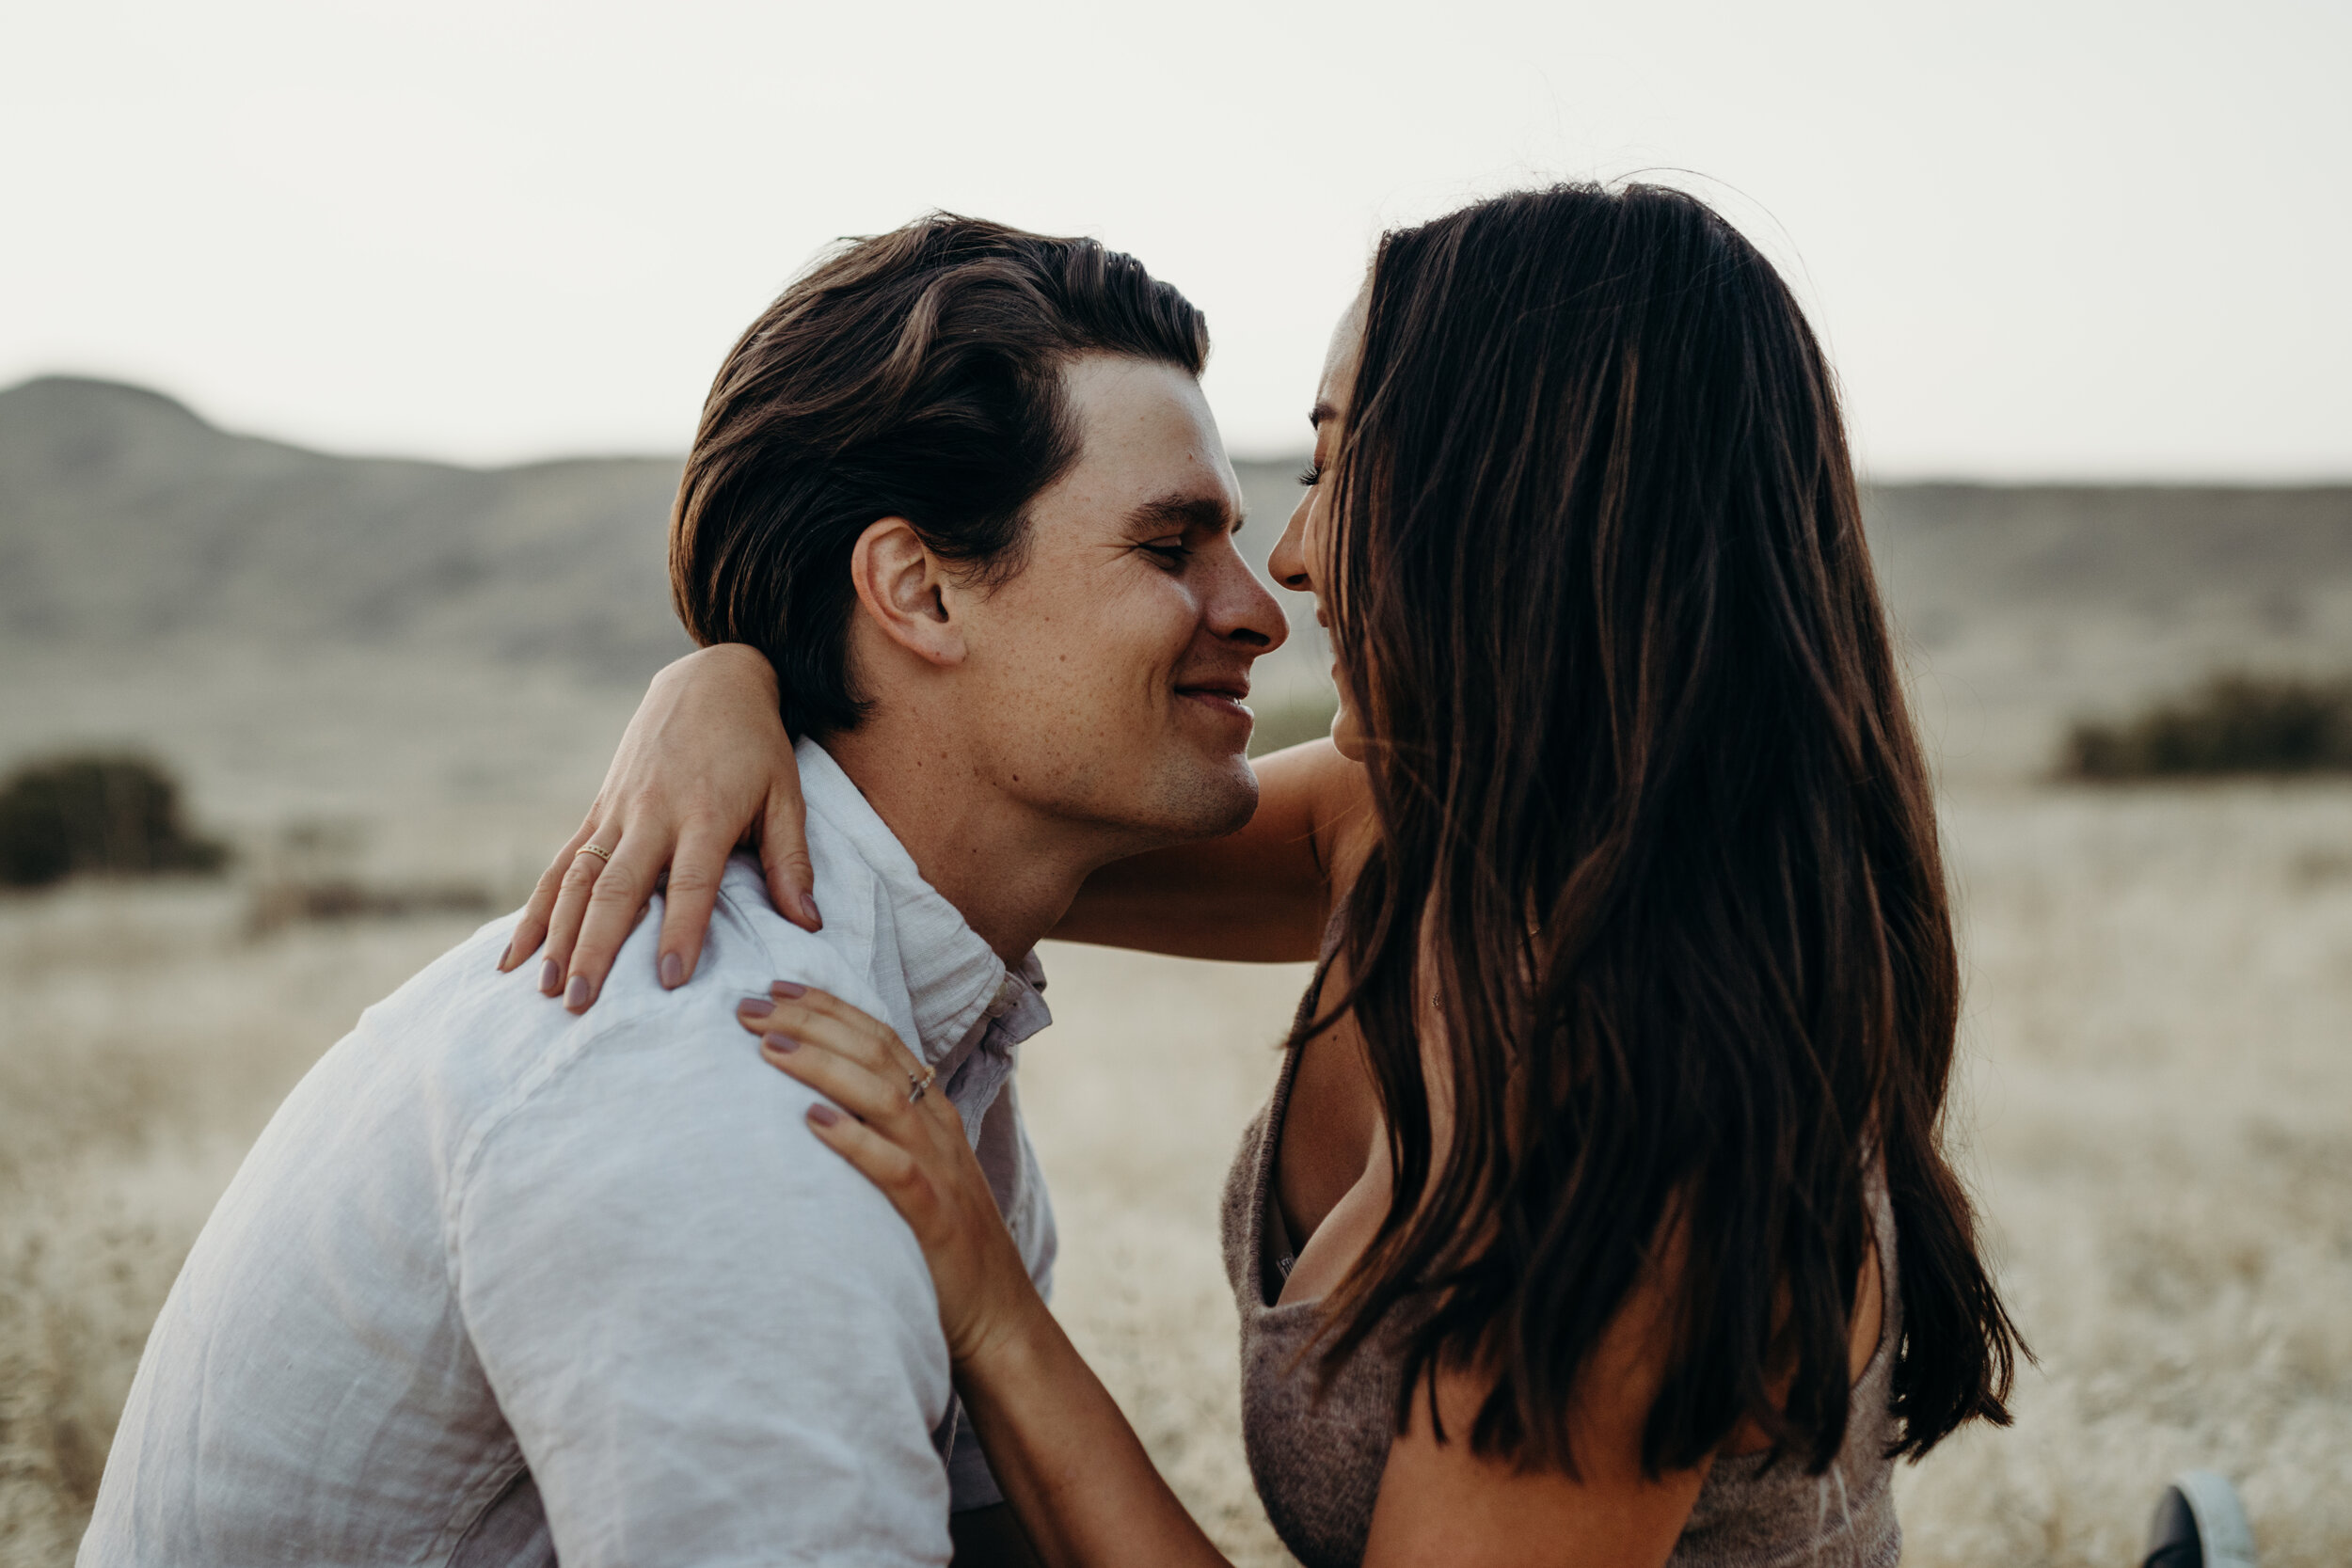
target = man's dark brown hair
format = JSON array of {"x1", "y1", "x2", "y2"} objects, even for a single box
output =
[{"x1": 670, "y1": 214, "x2": 1209, "y2": 736}]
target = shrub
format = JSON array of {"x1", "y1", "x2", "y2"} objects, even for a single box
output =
[
  {"x1": 2064, "y1": 674, "x2": 2352, "y2": 779},
  {"x1": 0, "y1": 753, "x2": 230, "y2": 888}
]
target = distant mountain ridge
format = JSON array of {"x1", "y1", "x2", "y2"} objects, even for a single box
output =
[
  {"x1": 0, "y1": 376, "x2": 690, "y2": 683},
  {"x1": 7, "y1": 374, "x2": 2352, "y2": 785},
  {"x1": 1866, "y1": 482, "x2": 2352, "y2": 630}
]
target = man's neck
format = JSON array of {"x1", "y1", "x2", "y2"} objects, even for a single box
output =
[{"x1": 818, "y1": 724, "x2": 1112, "y2": 966}]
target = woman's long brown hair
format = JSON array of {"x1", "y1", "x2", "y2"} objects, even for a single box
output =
[{"x1": 1314, "y1": 183, "x2": 2022, "y2": 1477}]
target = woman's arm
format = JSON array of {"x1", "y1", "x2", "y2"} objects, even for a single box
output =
[
  {"x1": 954, "y1": 1180, "x2": 1708, "y2": 1568},
  {"x1": 743, "y1": 988, "x2": 1232, "y2": 1568},
  {"x1": 512, "y1": 645, "x2": 1373, "y2": 1005},
  {"x1": 501, "y1": 643, "x2": 818, "y2": 1009},
  {"x1": 1050, "y1": 736, "x2": 1370, "y2": 963},
  {"x1": 745, "y1": 986, "x2": 1709, "y2": 1568},
  {"x1": 946, "y1": 1290, "x2": 1227, "y2": 1568}
]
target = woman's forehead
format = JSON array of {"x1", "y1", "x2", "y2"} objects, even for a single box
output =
[{"x1": 1316, "y1": 291, "x2": 1368, "y2": 421}]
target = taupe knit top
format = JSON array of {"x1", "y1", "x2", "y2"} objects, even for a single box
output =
[{"x1": 1218, "y1": 978, "x2": 1904, "y2": 1568}]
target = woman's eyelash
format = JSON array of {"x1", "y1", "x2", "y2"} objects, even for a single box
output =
[{"x1": 1297, "y1": 462, "x2": 1324, "y2": 487}]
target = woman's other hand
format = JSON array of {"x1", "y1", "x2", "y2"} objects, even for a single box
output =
[
  {"x1": 738, "y1": 985, "x2": 1047, "y2": 1370},
  {"x1": 501, "y1": 643, "x2": 820, "y2": 1009}
]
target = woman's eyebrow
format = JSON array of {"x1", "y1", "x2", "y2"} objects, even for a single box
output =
[
  {"x1": 1309, "y1": 400, "x2": 1337, "y2": 430},
  {"x1": 1127, "y1": 493, "x2": 1245, "y2": 535}
]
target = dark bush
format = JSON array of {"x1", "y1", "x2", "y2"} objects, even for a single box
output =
[
  {"x1": 2064, "y1": 674, "x2": 2352, "y2": 779},
  {"x1": 0, "y1": 753, "x2": 230, "y2": 888}
]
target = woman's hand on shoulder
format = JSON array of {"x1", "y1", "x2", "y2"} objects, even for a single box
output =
[
  {"x1": 501, "y1": 643, "x2": 820, "y2": 1010},
  {"x1": 735, "y1": 984, "x2": 1046, "y2": 1369}
]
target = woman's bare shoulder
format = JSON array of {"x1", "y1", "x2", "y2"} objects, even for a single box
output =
[{"x1": 1258, "y1": 737, "x2": 1375, "y2": 885}]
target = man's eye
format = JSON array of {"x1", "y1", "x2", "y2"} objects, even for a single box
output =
[{"x1": 1142, "y1": 542, "x2": 1190, "y2": 568}]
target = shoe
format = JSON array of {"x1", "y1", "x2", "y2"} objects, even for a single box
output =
[{"x1": 2141, "y1": 1470, "x2": 2257, "y2": 1568}]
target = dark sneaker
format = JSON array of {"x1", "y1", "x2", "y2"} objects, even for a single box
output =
[{"x1": 2142, "y1": 1470, "x2": 2257, "y2": 1568}]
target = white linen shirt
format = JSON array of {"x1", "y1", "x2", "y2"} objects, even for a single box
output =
[{"x1": 81, "y1": 739, "x2": 1056, "y2": 1568}]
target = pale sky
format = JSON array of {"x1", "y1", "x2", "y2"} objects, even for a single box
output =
[{"x1": 7, "y1": 0, "x2": 2347, "y2": 479}]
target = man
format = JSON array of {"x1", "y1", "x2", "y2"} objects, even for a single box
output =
[{"x1": 82, "y1": 215, "x2": 1285, "y2": 1566}]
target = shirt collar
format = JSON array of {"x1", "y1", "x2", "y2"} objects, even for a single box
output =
[{"x1": 794, "y1": 738, "x2": 1048, "y2": 1067}]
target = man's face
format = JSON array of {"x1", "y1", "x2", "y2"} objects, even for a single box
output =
[{"x1": 951, "y1": 354, "x2": 1287, "y2": 847}]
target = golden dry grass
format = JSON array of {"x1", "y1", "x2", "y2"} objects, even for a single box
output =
[
  {"x1": 1890, "y1": 786, "x2": 2352, "y2": 1567},
  {"x1": 2, "y1": 784, "x2": 2349, "y2": 1564},
  {"x1": 0, "y1": 887, "x2": 490, "y2": 1561}
]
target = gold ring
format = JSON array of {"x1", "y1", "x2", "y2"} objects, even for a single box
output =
[
  {"x1": 907, "y1": 1065, "x2": 938, "y2": 1104},
  {"x1": 578, "y1": 844, "x2": 613, "y2": 863}
]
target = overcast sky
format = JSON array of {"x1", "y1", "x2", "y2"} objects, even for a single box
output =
[{"x1": 7, "y1": 0, "x2": 2347, "y2": 478}]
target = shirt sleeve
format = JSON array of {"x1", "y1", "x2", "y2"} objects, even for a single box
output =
[{"x1": 450, "y1": 985, "x2": 953, "y2": 1568}]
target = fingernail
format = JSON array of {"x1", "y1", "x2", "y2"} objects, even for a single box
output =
[
  {"x1": 770, "y1": 979, "x2": 807, "y2": 999},
  {"x1": 763, "y1": 1032, "x2": 797, "y2": 1053},
  {"x1": 800, "y1": 892, "x2": 822, "y2": 929},
  {"x1": 659, "y1": 952, "x2": 683, "y2": 989},
  {"x1": 565, "y1": 974, "x2": 590, "y2": 1009},
  {"x1": 498, "y1": 941, "x2": 514, "y2": 971},
  {"x1": 807, "y1": 1102, "x2": 841, "y2": 1128},
  {"x1": 539, "y1": 958, "x2": 562, "y2": 995},
  {"x1": 738, "y1": 995, "x2": 772, "y2": 1017}
]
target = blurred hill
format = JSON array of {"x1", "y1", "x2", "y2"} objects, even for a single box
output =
[
  {"x1": 4, "y1": 373, "x2": 2351, "y2": 851},
  {"x1": 0, "y1": 376, "x2": 691, "y2": 874},
  {"x1": 0, "y1": 375, "x2": 689, "y2": 682}
]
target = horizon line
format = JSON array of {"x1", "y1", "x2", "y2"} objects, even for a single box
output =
[{"x1": 12, "y1": 371, "x2": 2352, "y2": 492}]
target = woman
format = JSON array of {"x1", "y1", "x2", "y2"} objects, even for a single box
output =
[{"x1": 506, "y1": 182, "x2": 2022, "y2": 1566}]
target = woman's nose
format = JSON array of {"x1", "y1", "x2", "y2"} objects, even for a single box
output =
[{"x1": 1267, "y1": 495, "x2": 1314, "y2": 591}]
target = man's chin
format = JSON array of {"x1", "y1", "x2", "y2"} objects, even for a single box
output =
[{"x1": 1146, "y1": 751, "x2": 1261, "y2": 843}]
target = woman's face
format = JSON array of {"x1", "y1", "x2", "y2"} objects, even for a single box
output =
[{"x1": 1268, "y1": 286, "x2": 1369, "y2": 761}]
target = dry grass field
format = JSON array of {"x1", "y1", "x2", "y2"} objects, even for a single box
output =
[{"x1": 2, "y1": 783, "x2": 2348, "y2": 1565}]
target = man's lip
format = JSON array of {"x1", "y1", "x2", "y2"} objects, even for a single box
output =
[{"x1": 1175, "y1": 679, "x2": 1251, "y2": 702}]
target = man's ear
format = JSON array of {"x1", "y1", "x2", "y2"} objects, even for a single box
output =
[{"x1": 848, "y1": 517, "x2": 967, "y2": 668}]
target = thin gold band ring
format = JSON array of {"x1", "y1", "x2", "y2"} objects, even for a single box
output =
[{"x1": 577, "y1": 844, "x2": 613, "y2": 863}]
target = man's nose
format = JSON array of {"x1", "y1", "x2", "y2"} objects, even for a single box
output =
[{"x1": 1210, "y1": 550, "x2": 1290, "y2": 654}]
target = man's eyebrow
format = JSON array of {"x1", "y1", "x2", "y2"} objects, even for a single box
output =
[
  {"x1": 1310, "y1": 400, "x2": 1337, "y2": 430},
  {"x1": 1129, "y1": 493, "x2": 1245, "y2": 535}
]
